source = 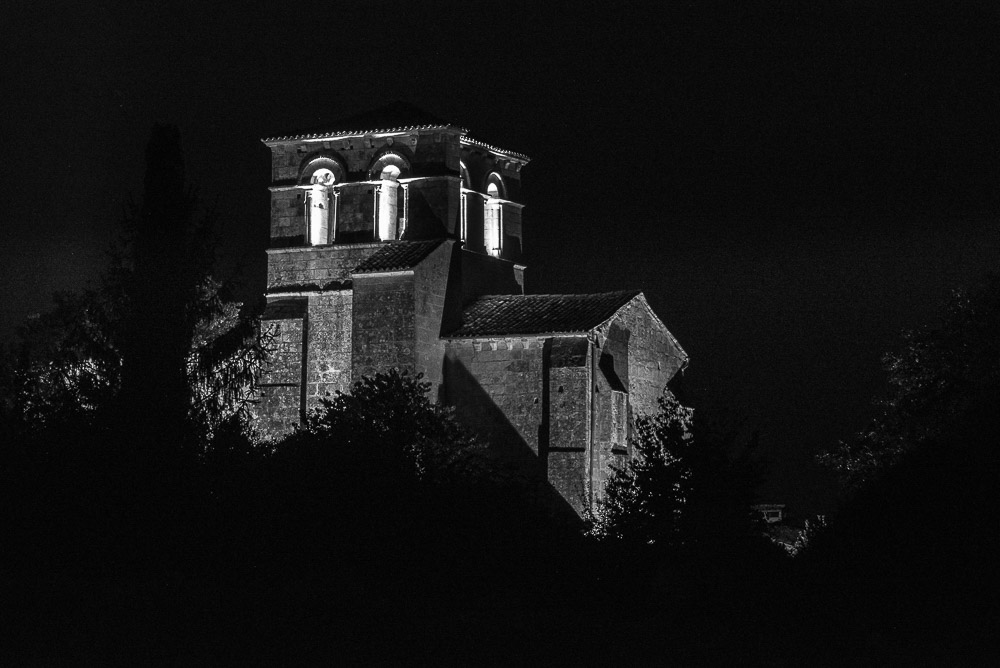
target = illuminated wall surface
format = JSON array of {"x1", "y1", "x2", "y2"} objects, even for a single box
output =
[{"x1": 256, "y1": 103, "x2": 687, "y2": 517}]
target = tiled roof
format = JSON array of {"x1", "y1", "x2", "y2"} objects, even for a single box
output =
[
  {"x1": 262, "y1": 101, "x2": 465, "y2": 142},
  {"x1": 448, "y1": 291, "x2": 642, "y2": 338},
  {"x1": 353, "y1": 240, "x2": 444, "y2": 274}
]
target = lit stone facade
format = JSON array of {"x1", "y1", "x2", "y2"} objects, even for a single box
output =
[{"x1": 255, "y1": 103, "x2": 687, "y2": 518}]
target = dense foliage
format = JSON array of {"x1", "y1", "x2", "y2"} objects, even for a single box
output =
[
  {"x1": 819, "y1": 273, "x2": 1000, "y2": 491},
  {"x1": 0, "y1": 125, "x2": 265, "y2": 446},
  {"x1": 587, "y1": 389, "x2": 695, "y2": 544},
  {"x1": 588, "y1": 389, "x2": 765, "y2": 551},
  {"x1": 292, "y1": 369, "x2": 490, "y2": 484}
]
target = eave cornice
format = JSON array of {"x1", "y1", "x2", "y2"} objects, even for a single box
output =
[
  {"x1": 262, "y1": 124, "x2": 467, "y2": 145},
  {"x1": 461, "y1": 135, "x2": 531, "y2": 164}
]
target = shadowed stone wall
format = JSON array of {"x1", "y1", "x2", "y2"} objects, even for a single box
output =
[
  {"x1": 413, "y1": 241, "x2": 458, "y2": 397},
  {"x1": 547, "y1": 337, "x2": 593, "y2": 515},
  {"x1": 257, "y1": 310, "x2": 305, "y2": 438},
  {"x1": 404, "y1": 177, "x2": 460, "y2": 239},
  {"x1": 443, "y1": 337, "x2": 546, "y2": 468},
  {"x1": 440, "y1": 298, "x2": 686, "y2": 517},
  {"x1": 335, "y1": 183, "x2": 376, "y2": 241}
]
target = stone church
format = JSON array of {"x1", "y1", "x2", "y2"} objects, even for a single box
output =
[{"x1": 255, "y1": 103, "x2": 687, "y2": 518}]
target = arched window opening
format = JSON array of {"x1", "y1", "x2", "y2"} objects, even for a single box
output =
[
  {"x1": 484, "y1": 172, "x2": 506, "y2": 200},
  {"x1": 368, "y1": 152, "x2": 410, "y2": 181},
  {"x1": 484, "y1": 173, "x2": 505, "y2": 257}
]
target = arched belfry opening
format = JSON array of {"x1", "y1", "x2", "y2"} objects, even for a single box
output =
[
  {"x1": 484, "y1": 172, "x2": 506, "y2": 199},
  {"x1": 484, "y1": 172, "x2": 505, "y2": 256}
]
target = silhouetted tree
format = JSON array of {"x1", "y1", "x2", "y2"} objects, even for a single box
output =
[
  {"x1": 793, "y1": 275, "x2": 1000, "y2": 658},
  {"x1": 819, "y1": 272, "x2": 1000, "y2": 491},
  {"x1": 2, "y1": 291, "x2": 119, "y2": 434},
  {"x1": 589, "y1": 388, "x2": 765, "y2": 551},
  {"x1": 588, "y1": 389, "x2": 694, "y2": 545},
  {"x1": 114, "y1": 124, "x2": 219, "y2": 457},
  {"x1": 0, "y1": 125, "x2": 265, "y2": 448},
  {"x1": 280, "y1": 369, "x2": 496, "y2": 487}
]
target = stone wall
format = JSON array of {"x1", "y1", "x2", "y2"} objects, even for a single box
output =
[
  {"x1": 547, "y1": 337, "x2": 593, "y2": 515},
  {"x1": 593, "y1": 357, "x2": 629, "y2": 506},
  {"x1": 305, "y1": 291, "x2": 353, "y2": 410},
  {"x1": 351, "y1": 273, "x2": 417, "y2": 379},
  {"x1": 413, "y1": 242, "x2": 456, "y2": 397},
  {"x1": 443, "y1": 337, "x2": 546, "y2": 469},
  {"x1": 266, "y1": 244, "x2": 382, "y2": 292},
  {"x1": 270, "y1": 188, "x2": 305, "y2": 244},
  {"x1": 256, "y1": 313, "x2": 305, "y2": 439}
]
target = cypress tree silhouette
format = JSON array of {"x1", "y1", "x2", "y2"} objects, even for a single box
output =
[{"x1": 115, "y1": 125, "x2": 214, "y2": 464}]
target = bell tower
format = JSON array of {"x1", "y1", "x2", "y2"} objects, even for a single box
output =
[{"x1": 255, "y1": 102, "x2": 530, "y2": 437}]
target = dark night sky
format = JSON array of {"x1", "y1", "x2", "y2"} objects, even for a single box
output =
[{"x1": 2, "y1": 2, "x2": 998, "y2": 514}]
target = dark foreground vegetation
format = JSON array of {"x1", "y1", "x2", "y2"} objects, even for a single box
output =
[
  {"x1": 3, "y1": 368, "x2": 997, "y2": 665},
  {"x1": 2, "y1": 127, "x2": 997, "y2": 664}
]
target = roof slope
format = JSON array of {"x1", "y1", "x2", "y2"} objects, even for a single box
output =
[
  {"x1": 263, "y1": 101, "x2": 463, "y2": 142},
  {"x1": 448, "y1": 290, "x2": 642, "y2": 337},
  {"x1": 353, "y1": 240, "x2": 444, "y2": 274}
]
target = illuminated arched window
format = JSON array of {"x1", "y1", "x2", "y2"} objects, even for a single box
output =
[
  {"x1": 484, "y1": 173, "x2": 505, "y2": 257},
  {"x1": 484, "y1": 172, "x2": 506, "y2": 200}
]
